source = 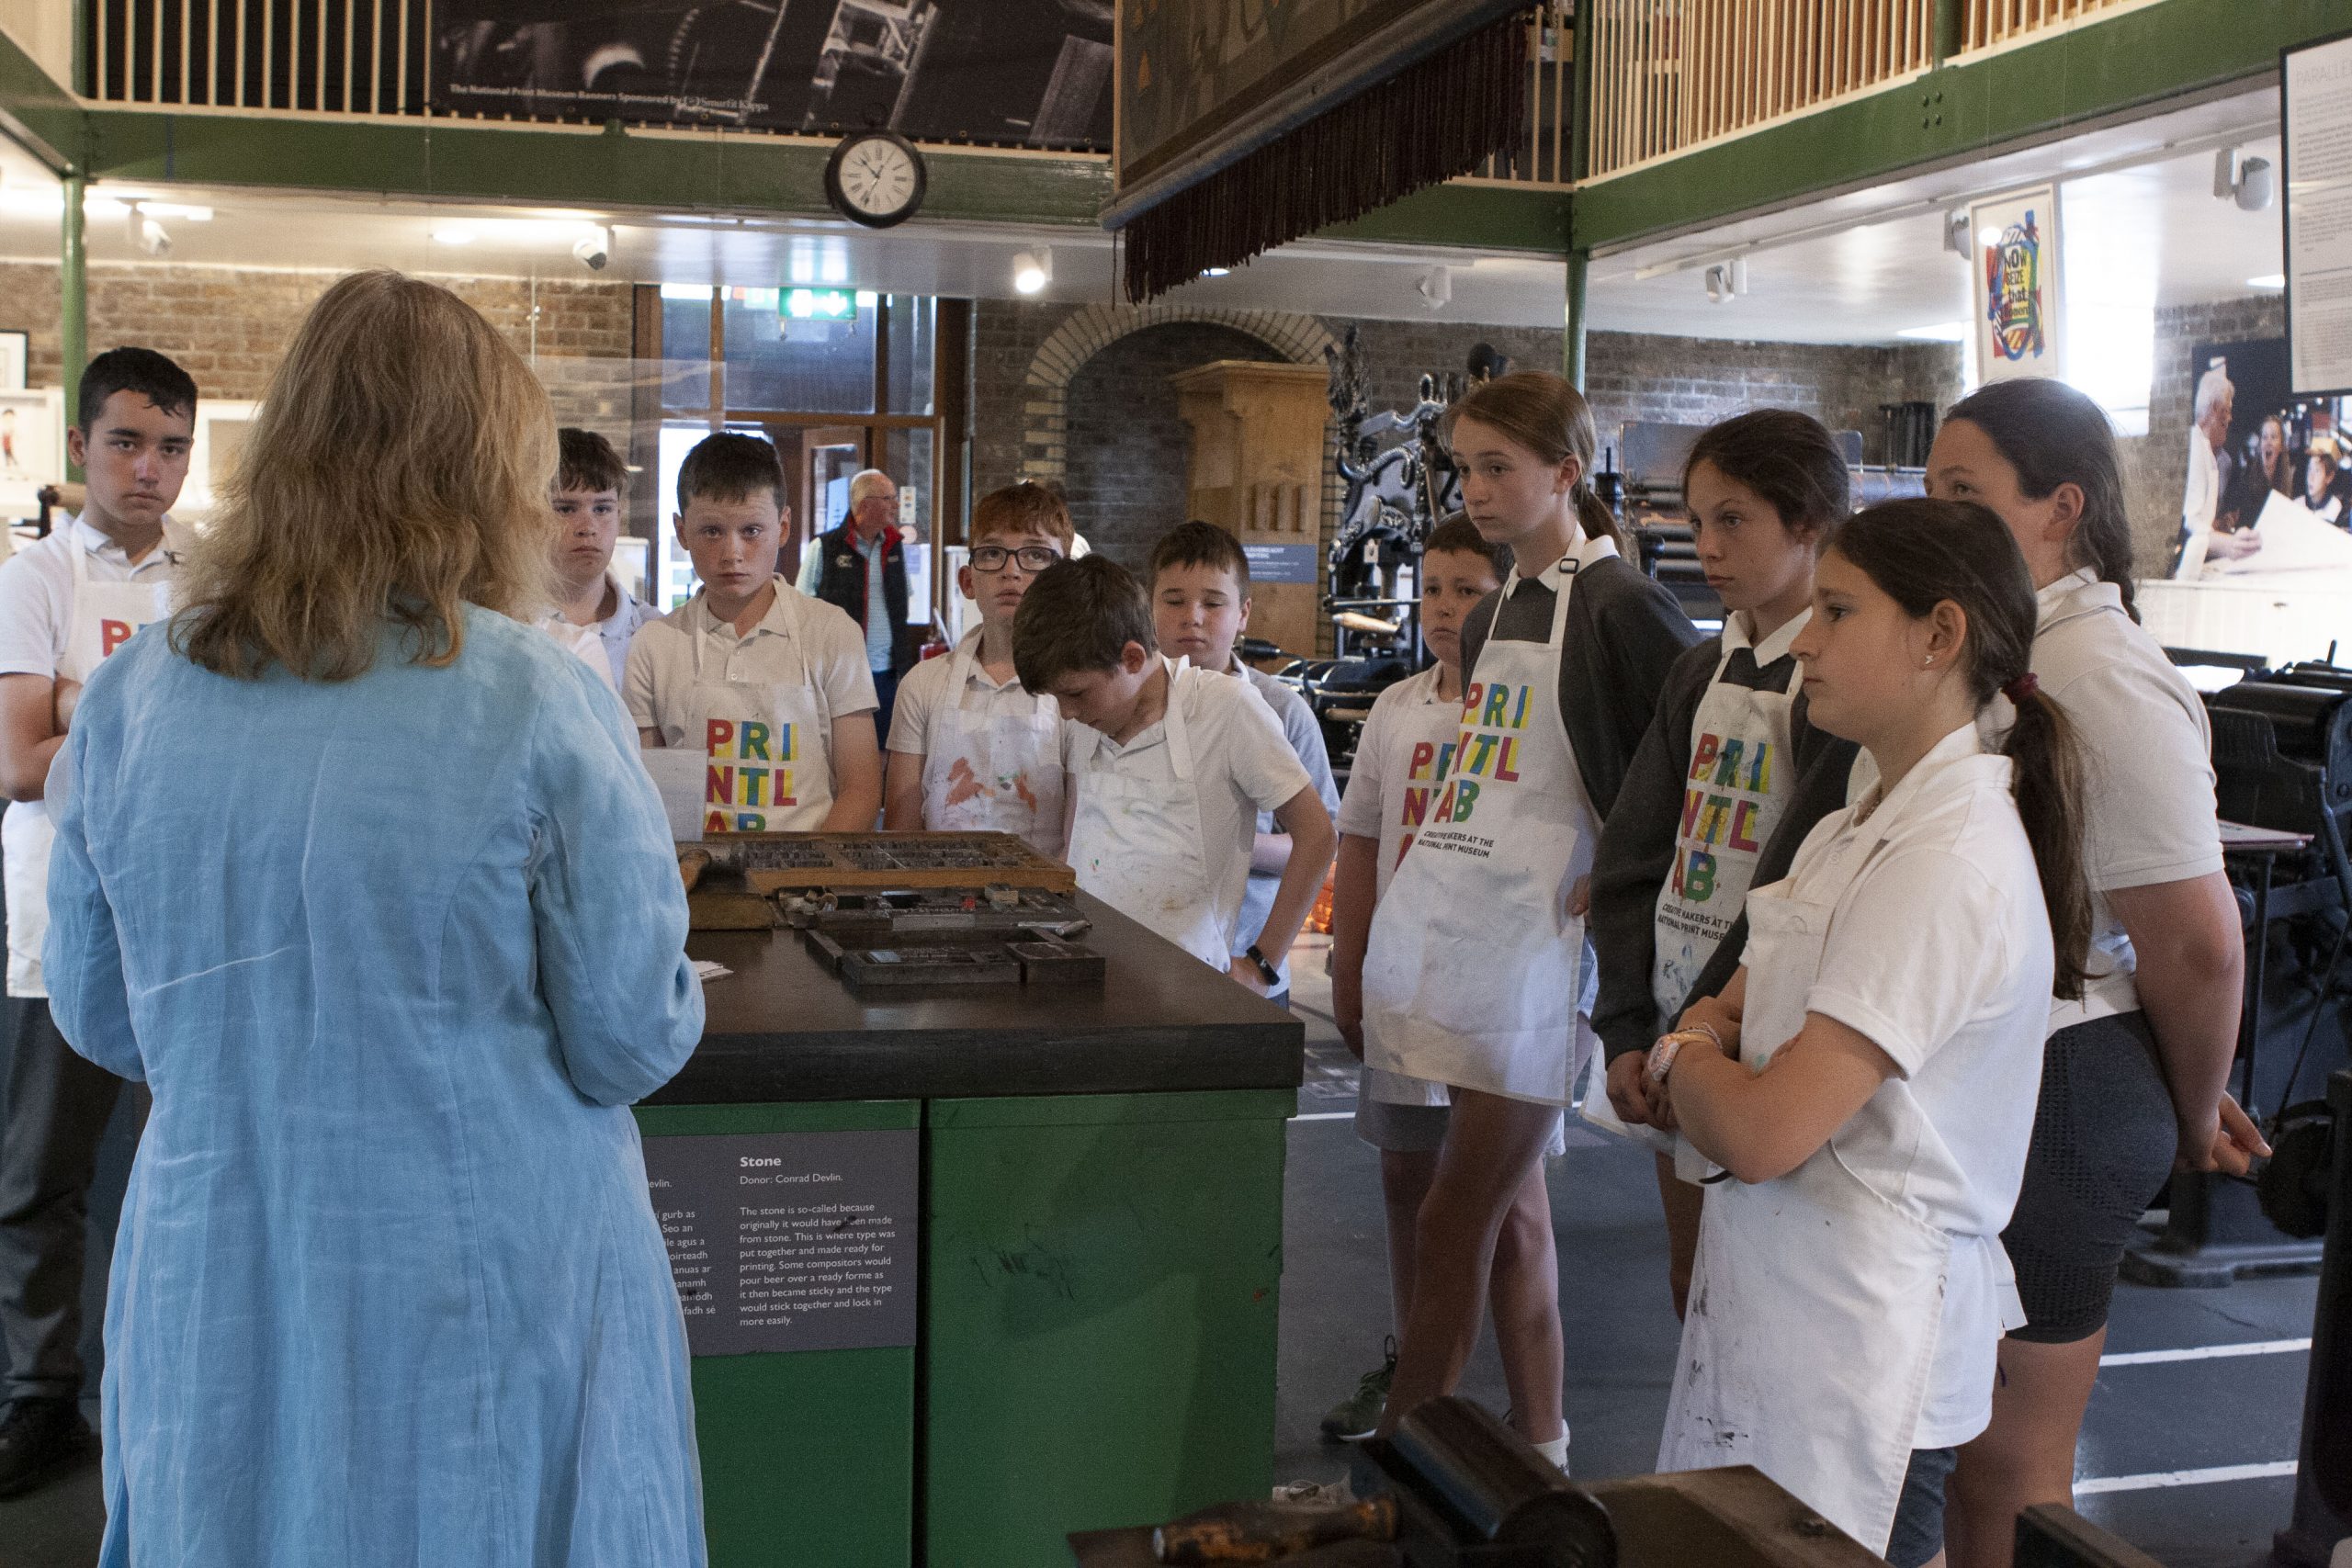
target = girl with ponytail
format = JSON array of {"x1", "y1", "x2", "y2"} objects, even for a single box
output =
[
  {"x1": 1642, "y1": 499, "x2": 2084, "y2": 1568},
  {"x1": 1928, "y1": 379, "x2": 2267, "y2": 1568},
  {"x1": 1356, "y1": 372, "x2": 1697, "y2": 1462}
]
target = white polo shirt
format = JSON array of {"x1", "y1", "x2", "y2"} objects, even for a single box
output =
[
  {"x1": 2029, "y1": 568, "x2": 2224, "y2": 1030},
  {"x1": 1779, "y1": 724, "x2": 2054, "y2": 1448},
  {"x1": 624, "y1": 578, "x2": 876, "y2": 745},
  {"x1": 1062, "y1": 661, "x2": 1311, "y2": 959},
  {"x1": 1337, "y1": 665, "x2": 1454, "y2": 898},
  {"x1": 537, "y1": 573, "x2": 660, "y2": 691}
]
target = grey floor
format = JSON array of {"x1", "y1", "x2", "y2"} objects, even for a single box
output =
[{"x1": 0, "y1": 934, "x2": 2335, "y2": 1567}]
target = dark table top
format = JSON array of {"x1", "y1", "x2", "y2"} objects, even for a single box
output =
[{"x1": 650, "y1": 891, "x2": 1305, "y2": 1105}]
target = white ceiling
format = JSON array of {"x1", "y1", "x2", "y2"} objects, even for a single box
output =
[{"x1": 0, "y1": 85, "x2": 2290, "y2": 344}]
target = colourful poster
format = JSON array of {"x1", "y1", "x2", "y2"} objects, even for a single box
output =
[{"x1": 1970, "y1": 185, "x2": 2063, "y2": 385}]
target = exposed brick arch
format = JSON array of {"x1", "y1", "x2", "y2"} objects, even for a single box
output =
[{"x1": 1020, "y1": 304, "x2": 1339, "y2": 483}]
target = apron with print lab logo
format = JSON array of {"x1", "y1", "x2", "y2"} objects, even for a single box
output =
[
  {"x1": 1656, "y1": 805, "x2": 1950, "y2": 1557},
  {"x1": 921, "y1": 629, "x2": 1064, "y2": 855},
  {"x1": 4, "y1": 537, "x2": 176, "y2": 996},
  {"x1": 1579, "y1": 613, "x2": 1805, "y2": 1156},
  {"x1": 1067, "y1": 663, "x2": 1227, "y2": 970},
  {"x1": 684, "y1": 587, "x2": 835, "y2": 833},
  {"x1": 1361, "y1": 556, "x2": 1596, "y2": 1105}
]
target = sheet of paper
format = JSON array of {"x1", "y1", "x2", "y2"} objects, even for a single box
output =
[
  {"x1": 2213, "y1": 490, "x2": 2352, "y2": 580},
  {"x1": 639, "y1": 748, "x2": 707, "y2": 842}
]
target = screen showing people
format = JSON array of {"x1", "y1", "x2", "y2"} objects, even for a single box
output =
[{"x1": 2174, "y1": 341, "x2": 2352, "y2": 580}]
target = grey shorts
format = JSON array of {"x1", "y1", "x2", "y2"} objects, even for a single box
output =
[
  {"x1": 1886, "y1": 1446, "x2": 1958, "y2": 1568},
  {"x1": 1353, "y1": 1095, "x2": 1566, "y2": 1156}
]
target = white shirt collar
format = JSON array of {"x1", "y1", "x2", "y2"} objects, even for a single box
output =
[
  {"x1": 2034, "y1": 565, "x2": 2119, "y2": 630},
  {"x1": 1507, "y1": 531, "x2": 1619, "y2": 592},
  {"x1": 69, "y1": 513, "x2": 185, "y2": 568},
  {"x1": 695, "y1": 575, "x2": 795, "y2": 638},
  {"x1": 1854, "y1": 721, "x2": 1993, "y2": 823},
  {"x1": 1724, "y1": 604, "x2": 1810, "y2": 663}
]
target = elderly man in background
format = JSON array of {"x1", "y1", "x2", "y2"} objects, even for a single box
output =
[
  {"x1": 2176, "y1": 362, "x2": 2263, "y2": 578},
  {"x1": 798, "y1": 468, "x2": 922, "y2": 742}
]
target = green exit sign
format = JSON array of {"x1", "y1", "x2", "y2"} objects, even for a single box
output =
[{"x1": 784, "y1": 288, "x2": 863, "y2": 321}]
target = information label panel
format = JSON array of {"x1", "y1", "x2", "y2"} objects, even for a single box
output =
[
  {"x1": 2287, "y1": 31, "x2": 2352, "y2": 397},
  {"x1": 642, "y1": 1130, "x2": 919, "y2": 1357}
]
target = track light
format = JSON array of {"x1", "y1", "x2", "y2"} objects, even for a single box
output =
[
  {"x1": 2213, "y1": 149, "x2": 2275, "y2": 213},
  {"x1": 1417, "y1": 265, "x2": 1453, "y2": 309},
  {"x1": 572, "y1": 228, "x2": 611, "y2": 272},
  {"x1": 126, "y1": 203, "x2": 171, "y2": 257},
  {"x1": 1942, "y1": 211, "x2": 1972, "y2": 259},
  {"x1": 1703, "y1": 257, "x2": 1747, "y2": 304},
  {"x1": 1012, "y1": 249, "x2": 1051, "y2": 295}
]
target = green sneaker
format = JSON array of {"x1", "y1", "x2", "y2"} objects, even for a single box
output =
[{"x1": 1318, "y1": 1338, "x2": 1397, "y2": 1441}]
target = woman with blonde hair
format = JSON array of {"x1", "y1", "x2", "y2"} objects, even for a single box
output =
[{"x1": 42, "y1": 271, "x2": 708, "y2": 1567}]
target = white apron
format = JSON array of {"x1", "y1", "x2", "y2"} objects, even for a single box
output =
[
  {"x1": 1359, "y1": 670, "x2": 1463, "y2": 1109},
  {"x1": 1579, "y1": 613, "x2": 1804, "y2": 1156},
  {"x1": 686, "y1": 586, "x2": 834, "y2": 834},
  {"x1": 921, "y1": 630, "x2": 1065, "y2": 855},
  {"x1": 4, "y1": 538, "x2": 176, "y2": 996},
  {"x1": 1068, "y1": 665, "x2": 1227, "y2": 970},
  {"x1": 1655, "y1": 812, "x2": 1950, "y2": 1555},
  {"x1": 1360, "y1": 557, "x2": 1594, "y2": 1106}
]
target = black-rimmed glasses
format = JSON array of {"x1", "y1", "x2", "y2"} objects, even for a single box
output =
[{"x1": 970, "y1": 544, "x2": 1061, "y2": 572}]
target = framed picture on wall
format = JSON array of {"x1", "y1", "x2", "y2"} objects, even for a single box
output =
[
  {"x1": 0, "y1": 332, "x2": 26, "y2": 390},
  {"x1": 1970, "y1": 185, "x2": 2063, "y2": 385},
  {"x1": 0, "y1": 387, "x2": 66, "y2": 515},
  {"x1": 177, "y1": 400, "x2": 261, "y2": 522}
]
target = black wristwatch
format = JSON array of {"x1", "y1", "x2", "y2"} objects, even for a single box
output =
[{"x1": 1245, "y1": 945, "x2": 1281, "y2": 987}]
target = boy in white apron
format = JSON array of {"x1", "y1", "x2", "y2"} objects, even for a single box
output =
[
  {"x1": 1584, "y1": 411, "x2": 1857, "y2": 1321},
  {"x1": 536, "y1": 428, "x2": 656, "y2": 692},
  {"x1": 626, "y1": 433, "x2": 881, "y2": 834},
  {"x1": 1010, "y1": 556, "x2": 1334, "y2": 995},
  {"x1": 882, "y1": 483, "x2": 1069, "y2": 855},
  {"x1": 1643, "y1": 498, "x2": 2085, "y2": 1568},
  {"x1": 0, "y1": 349, "x2": 196, "y2": 1495},
  {"x1": 1146, "y1": 522, "x2": 1340, "y2": 1003}
]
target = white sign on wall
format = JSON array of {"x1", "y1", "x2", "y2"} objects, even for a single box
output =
[
  {"x1": 2286, "y1": 29, "x2": 2352, "y2": 397},
  {"x1": 1971, "y1": 186, "x2": 2063, "y2": 385}
]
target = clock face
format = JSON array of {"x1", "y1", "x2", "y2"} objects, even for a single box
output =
[{"x1": 828, "y1": 133, "x2": 925, "y2": 229}]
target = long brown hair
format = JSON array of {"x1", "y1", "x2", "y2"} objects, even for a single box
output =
[
  {"x1": 173, "y1": 271, "x2": 558, "y2": 681},
  {"x1": 1684, "y1": 409, "x2": 1849, "y2": 540},
  {"x1": 1940, "y1": 378, "x2": 2138, "y2": 622},
  {"x1": 1829, "y1": 498, "x2": 2093, "y2": 999},
  {"x1": 1447, "y1": 371, "x2": 1623, "y2": 552}
]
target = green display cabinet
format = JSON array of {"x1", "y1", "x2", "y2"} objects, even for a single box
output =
[
  {"x1": 635, "y1": 1100, "x2": 922, "y2": 1568},
  {"x1": 922, "y1": 1089, "x2": 1294, "y2": 1566}
]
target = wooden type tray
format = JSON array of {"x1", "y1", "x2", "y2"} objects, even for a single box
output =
[{"x1": 687, "y1": 830, "x2": 1078, "y2": 894}]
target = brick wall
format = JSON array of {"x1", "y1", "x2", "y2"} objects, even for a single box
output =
[
  {"x1": 2124, "y1": 294, "x2": 2288, "y2": 570},
  {"x1": 0, "y1": 261, "x2": 635, "y2": 434},
  {"x1": 1063, "y1": 321, "x2": 1288, "y2": 570},
  {"x1": 1586, "y1": 332, "x2": 1962, "y2": 465}
]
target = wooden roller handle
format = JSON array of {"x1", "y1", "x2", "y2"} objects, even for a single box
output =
[
  {"x1": 678, "y1": 849, "x2": 712, "y2": 894},
  {"x1": 1333, "y1": 611, "x2": 1402, "y2": 637},
  {"x1": 1152, "y1": 1498, "x2": 1398, "y2": 1564}
]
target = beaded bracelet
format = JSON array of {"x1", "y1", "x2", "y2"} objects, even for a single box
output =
[{"x1": 1645, "y1": 1021, "x2": 1725, "y2": 1086}]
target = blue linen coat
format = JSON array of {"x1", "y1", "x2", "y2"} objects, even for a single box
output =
[{"x1": 44, "y1": 606, "x2": 708, "y2": 1568}]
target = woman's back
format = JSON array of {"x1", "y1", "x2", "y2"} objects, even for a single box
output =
[{"x1": 48, "y1": 606, "x2": 707, "y2": 1568}]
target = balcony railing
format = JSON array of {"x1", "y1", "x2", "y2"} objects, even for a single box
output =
[
  {"x1": 1956, "y1": 0, "x2": 2163, "y2": 56},
  {"x1": 1586, "y1": 0, "x2": 1937, "y2": 180}
]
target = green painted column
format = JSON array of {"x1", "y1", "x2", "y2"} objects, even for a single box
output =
[
  {"x1": 62, "y1": 171, "x2": 85, "y2": 473},
  {"x1": 1566, "y1": 249, "x2": 1589, "y2": 390}
]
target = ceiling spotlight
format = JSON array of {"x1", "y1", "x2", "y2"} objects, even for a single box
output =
[
  {"x1": 572, "y1": 227, "x2": 612, "y2": 272},
  {"x1": 1417, "y1": 265, "x2": 1452, "y2": 309},
  {"x1": 431, "y1": 226, "x2": 477, "y2": 245},
  {"x1": 1012, "y1": 249, "x2": 1051, "y2": 296},
  {"x1": 2248, "y1": 274, "x2": 2286, "y2": 290},
  {"x1": 1897, "y1": 321, "x2": 1969, "y2": 342},
  {"x1": 1703, "y1": 257, "x2": 1747, "y2": 304},
  {"x1": 1203, "y1": 266, "x2": 1232, "y2": 278},
  {"x1": 2214, "y1": 149, "x2": 2275, "y2": 212},
  {"x1": 1942, "y1": 211, "x2": 1972, "y2": 259}
]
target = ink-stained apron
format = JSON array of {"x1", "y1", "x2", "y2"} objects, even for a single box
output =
[
  {"x1": 1067, "y1": 663, "x2": 1227, "y2": 970},
  {"x1": 920, "y1": 628, "x2": 1064, "y2": 855},
  {"x1": 1655, "y1": 805, "x2": 1947, "y2": 1557}
]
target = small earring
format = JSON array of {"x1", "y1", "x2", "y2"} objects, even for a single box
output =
[{"x1": 1923, "y1": 656, "x2": 1933, "y2": 667}]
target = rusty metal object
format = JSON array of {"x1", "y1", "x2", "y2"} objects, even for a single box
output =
[
  {"x1": 678, "y1": 848, "x2": 713, "y2": 893},
  {"x1": 1152, "y1": 1497, "x2": 1398, "y2": 1565}
]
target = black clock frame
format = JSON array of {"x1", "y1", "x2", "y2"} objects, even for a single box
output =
[{"x1": 823, "y1": 131, "x2": 928, "y2": 230}]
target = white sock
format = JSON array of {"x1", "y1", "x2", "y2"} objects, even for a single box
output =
[{"x1": 1533, "y1": 1434, "x2": 1569, "y2": 1471}]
